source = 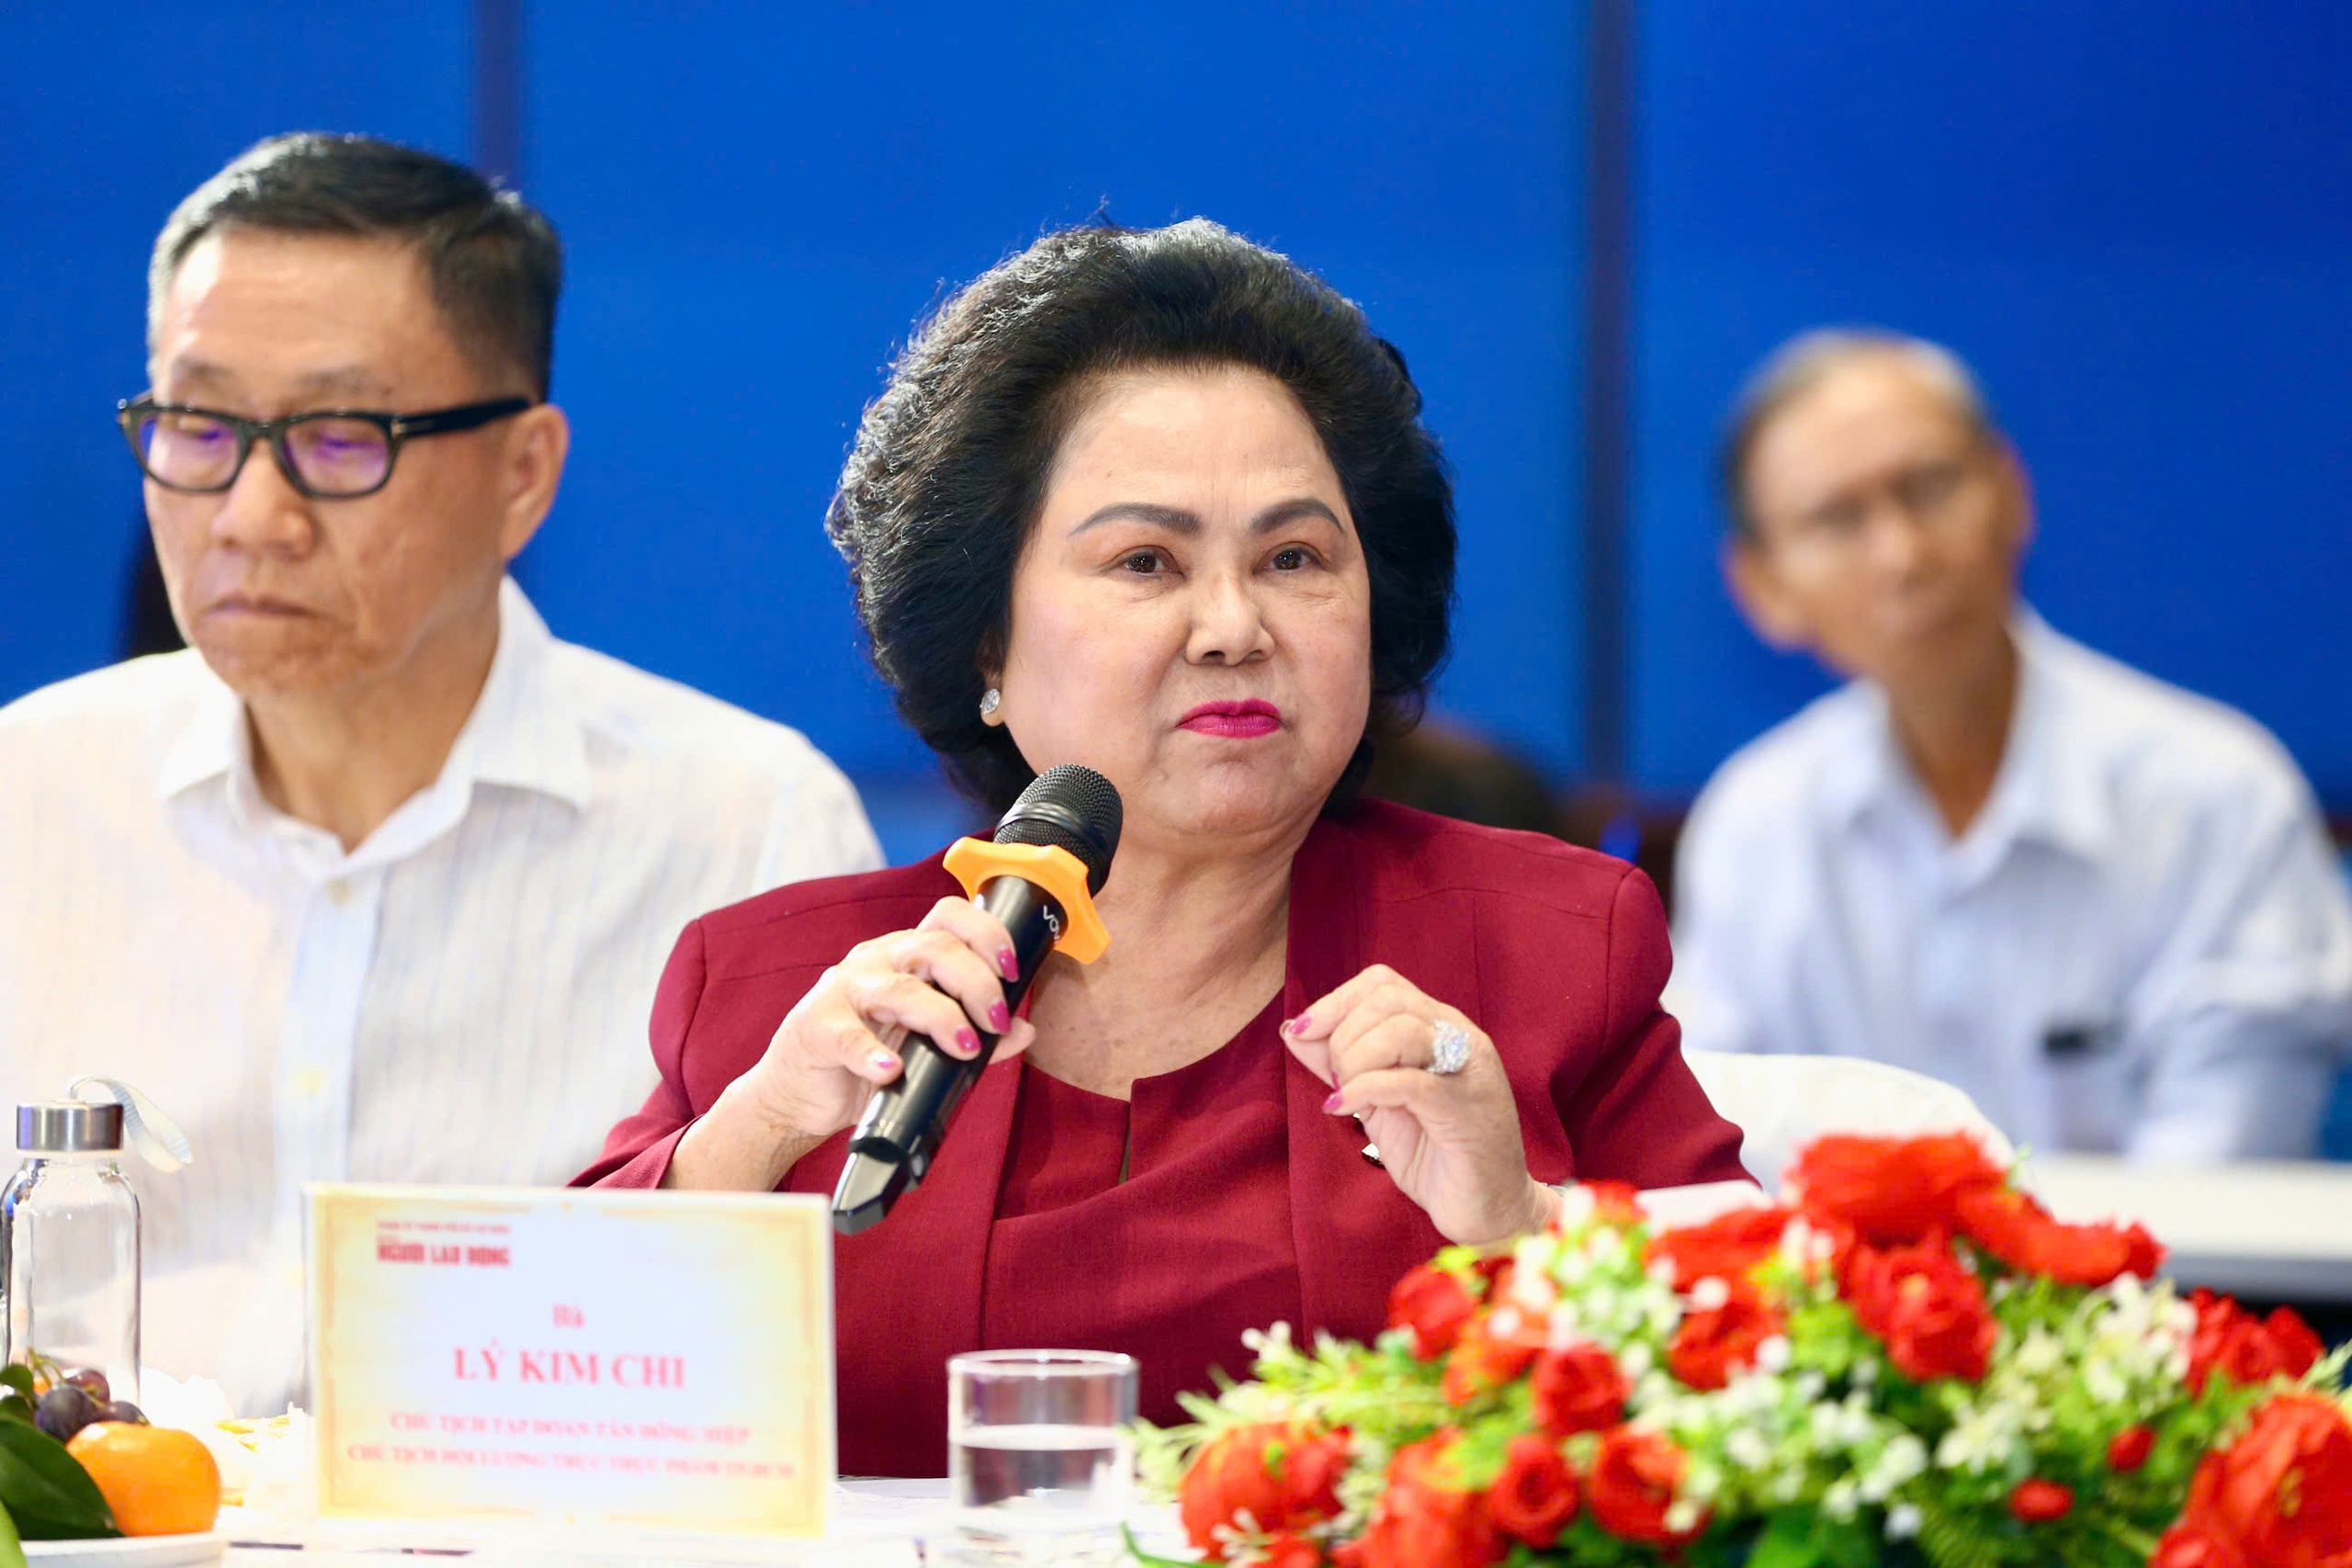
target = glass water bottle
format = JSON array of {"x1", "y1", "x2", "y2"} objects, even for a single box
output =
[{"x1": 0, "y1": 1102, "x2": 141, "y2": 1402}]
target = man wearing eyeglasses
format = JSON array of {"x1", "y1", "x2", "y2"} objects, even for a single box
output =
[
  {"x1": 0, "y1": 134, "x2": 881, "y2": 1411},
  {"x1": 1668, "y1": 329, "x2": 2352, "y2": 1161}
]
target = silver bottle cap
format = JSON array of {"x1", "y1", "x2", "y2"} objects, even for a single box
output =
[{"x1": 16, "y1": 1101, "x2": 125, "y2": 1154}]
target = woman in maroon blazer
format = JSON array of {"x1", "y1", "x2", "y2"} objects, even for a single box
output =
[{"x1": 581, "y1": 220, "x2": 1747, "y2": 1475}]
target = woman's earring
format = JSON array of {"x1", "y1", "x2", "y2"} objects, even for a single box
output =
[{"x1": 978, "y1": 688, "x2": 1001, "y2": 721}]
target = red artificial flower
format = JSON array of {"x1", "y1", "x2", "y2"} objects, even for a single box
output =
[
  {"x1": 1952, "y1": 1184, "x2": 2165, "y2": 1287},
  {"x1": 1389, "y1": 1264, "x2": 1479, "y2": 1360},
  {"x1": 1787, "y1": 1132, "x2": 2006, "y2": 1247},
  {"x1": 1256, "y1": 1532, "x2": 1323, "y2": 1568},
  {"x1": 2177, "y1": 1393, "x2": 2352, "y2": 1568},
  {"x1": 1666, "y1": 1280, "x2": 1782, "y2": 1392},
  {"x1": 1442, "y1": 1309, "x2": 1545, "y2": 1405},
  {"x1": 1530, "y1": 1341, "x2": 1629, "y2": 1438},
  {"x1": 1577, "y1": 1179, "x2": 1645, "y2": 1226},
  {"x1": 1486, "y1": 1434, "x2": 1579, "y2": 1549},
  {"x1": 1180, "y1": 1422, "x2": 1351, "y2": 1560},
  {"x1": 1585, "y1": 1427, "x2": 1705, "y2": 1547},
  {"x1": 1646, "y1": 1205, "x2": 1795, "y2": 1291},
  {"x1": 2109, "y1": 1425, "x2": 2157, "y2": 1473},
  {"x1": 1350, "y1": 1433, "x2": 1504, "y2": 1568},
  {"x1": 2007, "y1": 1478, "x2": 2074, "y2": 1523},
  {"x1": 2186, "y1": 1291, "x2": 2327, "y2": 1394},
  {"x1": 1844, "y1": 1240, "x2": 1997, "y2": 1384},
  {"x1": 2150, "y1": 1524, "x2": 2252, "y2": 1568}
]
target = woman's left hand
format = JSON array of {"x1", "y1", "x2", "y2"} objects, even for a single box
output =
[{"x1": 1281, "y1": 964, "x2": 1558, "y2": 1247}]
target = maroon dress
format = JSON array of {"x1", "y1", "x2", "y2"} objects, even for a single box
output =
[{"x1": 579, "y1": 800, "x2": 1748, "y2": 1475}]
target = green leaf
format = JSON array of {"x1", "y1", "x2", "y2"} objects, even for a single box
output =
[
  {"x1": 0, "y1": 1369, "x2": 30, "y2": 1402},
  {"x1": 1119, "y1": 1521, "x2": 1204, "y2": 1566},
  {"x1": 0, "y1": 1420, "x2": 116, "y2": 1539},
  {"x1": 0, "y1": 1400, "x2": 30, "y2": 1427},
  {"x1": 0, "y1": 1499, "x2": 23, "y2": 1568},
  {"x1": 1744, "y1": 1508, "x2": 1879, "y2": 1568},
  {"x1": 1745, "y1": 1514, "x2": 1824, "y2": 1568}
]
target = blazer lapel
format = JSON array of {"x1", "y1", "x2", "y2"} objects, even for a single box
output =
[{"x1": 812, "y1": 1050, "x2": 1023, "y2": 1472}]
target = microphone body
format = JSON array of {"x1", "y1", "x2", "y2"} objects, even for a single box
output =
[
  {"x1": 834, "y1": 874, "x2": 1059, "y2": 1187},
  {"x1": 831, "y1": 764, "x2": 1121, "y2": 1235}
]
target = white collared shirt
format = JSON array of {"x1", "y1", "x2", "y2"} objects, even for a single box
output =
[
  {"x1": 0, "y1": 580, "x2": 880, "y2": 1413},
  {"x1": 1669, "y1": 615, "x2": 2352, "y2": 1163}
]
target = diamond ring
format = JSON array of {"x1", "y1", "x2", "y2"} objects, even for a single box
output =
[{"x1": 1426, "y1": 1020, "x2": 1472, "y2": 1076}]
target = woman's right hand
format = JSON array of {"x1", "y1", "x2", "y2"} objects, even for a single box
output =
[
  {"x1": 667, "y1": 896, "x2": 1036, "y2": 1191},
  {"x1": 739, "y1": 895, "x2": 1037, "y2": 1145}
]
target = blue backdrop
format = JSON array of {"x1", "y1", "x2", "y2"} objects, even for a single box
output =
[{"x1": 3, "y1": 3, "x2": 2344, "y2": 859}]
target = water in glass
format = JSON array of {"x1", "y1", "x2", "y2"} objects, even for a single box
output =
[{"x1": 948, "y1": 1350, "x2": 1136, "y2": 1565}]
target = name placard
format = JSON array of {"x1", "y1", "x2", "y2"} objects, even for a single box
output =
[{"x1": 308, "y1": 1184, "x2": 833, "y2": 1537}]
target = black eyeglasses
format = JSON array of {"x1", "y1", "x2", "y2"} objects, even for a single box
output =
[{"x1": 117, "y1": 395, "x2": 534, "y2": 500}]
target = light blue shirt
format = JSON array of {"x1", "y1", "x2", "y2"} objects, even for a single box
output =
[{"x1": 1669, "y1": 615, "x2": 2352, "y2": 1161}]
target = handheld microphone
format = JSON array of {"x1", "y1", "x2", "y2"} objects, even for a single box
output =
[{"x1": 830, "y1": 763, "x2": 1122, "y2": 1235}]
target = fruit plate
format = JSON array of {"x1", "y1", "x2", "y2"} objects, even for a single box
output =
[{"x1": 21, "y1": 1534, "x2": 227, "y2": 1568}]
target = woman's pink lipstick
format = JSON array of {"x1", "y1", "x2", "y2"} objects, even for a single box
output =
[{"x1": 1179, "y1": 700, "x2": 1282, "y2": 738}]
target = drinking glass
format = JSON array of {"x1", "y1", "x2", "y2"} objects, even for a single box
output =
[{"x1": 947, "y1": 1348, "x2": 1138, "y2": 1565}]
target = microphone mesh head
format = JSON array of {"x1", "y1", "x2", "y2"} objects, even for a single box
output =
[{"x1": 993, "y1": 764, "x2": 1123, "y2": 893}]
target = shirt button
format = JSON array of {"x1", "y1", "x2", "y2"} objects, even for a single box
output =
[
  {"x1": 294, "y1": 1068, "x2": 327, "y2": 1100},
  {"x1": 324, "y1": 880, "x2": 352, "y2": 907}
]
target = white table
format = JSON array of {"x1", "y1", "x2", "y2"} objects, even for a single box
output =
[{"x1": 212, "y1": 1479, "x2": 1184, "y2": 1566}]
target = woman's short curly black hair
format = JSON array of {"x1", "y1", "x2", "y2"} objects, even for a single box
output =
[{"x1": 826, "y1": 219, "x2": 1456, "y2": 814}]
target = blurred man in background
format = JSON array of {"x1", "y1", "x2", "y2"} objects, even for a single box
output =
[
  {"x1": 0, "y1": 134, "x2": 880, "y2": 1412},
  {"x1": 1670, "y1": 329, "x2": 2352, "y2": 1160}
]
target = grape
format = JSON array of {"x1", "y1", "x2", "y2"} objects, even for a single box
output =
[
  {"x1": 95, "y1": 1400, "x2": 144, "y2": 1425},
  {"x1": 62, "y1": 1368, "x2": 109, "y2": 1404},
  {"x1": 34, "y1": 1383, "x2": 97, "y2": 1442}
]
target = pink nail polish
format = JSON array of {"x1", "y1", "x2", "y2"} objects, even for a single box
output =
[
  {"x1": 956, "y1": 1027, "x2": 982, "y2": 1056},
  {"x1": 1000, "y1": 949, "x2": 1020, "y2": 981},
  {"x1": 1321, "y1": 1090, "x2": 1346, "y2": 1114},
  {"x1": 1285, "y1": 1013, "x2": 1312, "y2": 1036},
  {"x1": 869, "y1": 1049, "x2": 899, "y2": 1075},
  {"x1": 988, "y1": 1000, "x2": 1012, "y2": 1032}
]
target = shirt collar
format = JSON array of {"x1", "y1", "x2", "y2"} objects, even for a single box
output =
[
  {"x1": 153, "y1": 576, "x2": 594, "y2": 816},
  {"x1": 1818, "y1": 607, "x2": 2113, "y2": 866},
  {"x1": 459, "y1": 578, "x2": 594, "y2": 809}
]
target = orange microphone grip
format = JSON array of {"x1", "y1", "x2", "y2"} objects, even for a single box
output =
[{"x1": 942, "y1": 838, "x2": 1111, "y2": 964}]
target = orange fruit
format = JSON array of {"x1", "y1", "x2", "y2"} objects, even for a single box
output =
[{"x1": 65, "y1": 1421, "x2": 221, "y2": 1536}]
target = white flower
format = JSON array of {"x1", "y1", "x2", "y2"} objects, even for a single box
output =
[
  {"x1": 1665, "y1": 1500, "x2": 1702, "y2": 1535},
  {"x1": 1824, "y1": 1478, "x2": 1860, "y2": 1521},
  {"x1": 1557, "y1": 1186, "x2": 1597, "y2": 1229},
  {"x1": 2015, "y1": 1326, "x2": 2064, "y2": 1377},
  {"x1": 1887, "y1": 1503, "x2": 1922, "y2": 1540},
  {"x1": 1756, "y1": 1335, "x2": 1793, "y2": 1374},
  {"x1": 1726, "y1": 1428, "x2": 1772, "y2": 1470},
  {"x1": 1689, "y1": 1276, "x2": 1731, "y2": 1311},
  {"x1": 1882, "y1": 1435, "x2": 1928, "y2": 1483},
  {"x1": 1546, "y1": 1303, "x2": 1584, "y2": 1348}
]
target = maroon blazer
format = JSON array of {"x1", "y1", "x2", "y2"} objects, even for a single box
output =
[{"x1": 580, "y1": 799, "x2": 1747, "y2": 1472}]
